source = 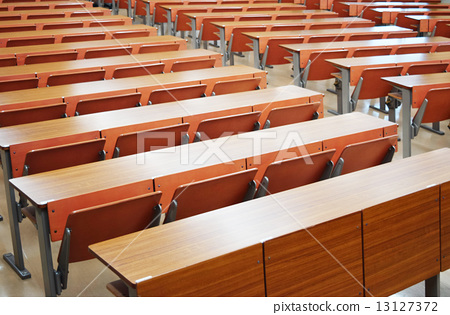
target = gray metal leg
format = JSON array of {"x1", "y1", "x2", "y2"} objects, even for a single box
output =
[
  {"x1": 165, "y1": 10, "x2": 173, "y2": 36},
  {"x1": 127, "y1": 0, "x2": 132, "y2": 18},
  {"x1": 145, "y1": 3, "x2": 151, "y2": 26},
  {"x1": 292, "y1": 52, "x2": 301, "y2": 86},
  {"x1": 35, "y1": 207, "x2": 57, "y2": 297},
  {"x1": 190, "y1": 18, "x2": 197, "y2": 49},
  {"x1": 425, "y1": 274, "x2": 440, "y2": 297},
  {"x1": 250, "y1": 38, "x2": 261, "y2": 69},
  {"x1": 1, "y1": 149, "x2": 30, "y2": 280},
  {"x1": 399, "y1": 87, "x2": 413, "y2": 158},
  {"x1": 219, "y1": 28, "x2": 227, "y2": 66},
  {"x1": 421, "y1": 122, "x2": 445, "y2": 135},
  {"x1": 340, "y1": 68, "x2": 351, "y2": 114}
]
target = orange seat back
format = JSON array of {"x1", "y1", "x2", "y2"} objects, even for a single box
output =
[
  {"x1": 112, "y1": 63, "x2": 165, "y2": 79},
  {"x1": 417, "y1": 87, "x2": 450, "y2": 124},
  {"x1": 112, "y1": 30, "x2": 151, "y2": 39},
  {"x1": 6, "y1": 36, "x2": 55, "y2": 47},
  {"x1": 0, "y1": 103, "x2": 67, "y2": 127},
  {"x1": 42, "y1": 22, "x2": 84, "y2": 30},
  {"x1": 89, "y1": 20, "x2": 125, "y2": 27},
  {"x1": 23, "y1": 138, "x2": 107, "y2": 176},
  {"x1": 0, "y1": 77, "x2": 38, "y2": 92},
  {"x1": 47, "y1": 70, "x2": 105, "y2": 87},
  {"x1": 113, "y1": 123, "x2": 190, "y2": 158},
  {"x1": 200, "y1": 17, "x2": 235, "y2": 41},
  {"x1": 406, "y1": 63, "x2": 449, "y2": 75},
  {"x1": 355, "y1": 66, "x2": 403, "y2": 100},
  {"x1": 170, "y1": 58, "x2": 216, "y2": 72},
  {"x1": 308, "y1": 23, "x2": 341, "y2": 30},
  {"x1": 386, "y1": 31, "x2": 417, "y2": 39},
  {"x1": 0, "y1": 25, "x2": 36, "y2": 32},
  {"x1": 175, "y1": 9, "x2": 208, "y2": 32},
  {"x1": 269, "y1": 24, "x2": 305, "y2": 32},
  {"x1": 212, "y1": 77, "x2": 261, "y2": 95},
  {"x1": 351, "y1": 47, "x2": 392, "y2": 58},
  {"x1": 263, "y1": 37, "x2": 303, "y2": 66},
  {"x1": 0, "y1": 56, "x2": 17, "y2": 67},
  {"x1": 305, "y1": 50, "x2": 349, "y2": 81},
  {"x1": 229, "y1": 26, "x2": 267, "y2": 52},
  {"x1": 275, "y1": 14, "x2": 307, "y2": 20},
  {"x1": 27, "y1": 13, "x2": 65, "y2": 19},
  {"x1": 195, "y1": 111, "x2": 261, "y2": 141},
  {"x1": 394, "y1": 45, "x2": 431, "y2": 55},
  {"x1": 238, "y1": 15, "x2": 271, "y2": 21},
  {"x1": 348, "y1": 33, "x2": 384, "y2": 41},
  {"x1": 138, "y1": 43, "x2": 180, "y2": 53},
  {"x1": 264, "y1": 102, "x2": 320, "y2": 128},
  {"x1": 84, "y1": 47, "x2": 133, "y2": 59},
  {"x1": 75, "y1": 93, "x2": 142, "y2": 115},
  {"x1": 149, "y1": 84, "x2": 207, "y2": 104},
  {"x1": 24, "y1": 51, "x2": 78, "y2": 65},
  {"x1": 435, "y1": 44, "x2": 450, "y2": 52},
  {"x1": 307, "y1": 35, "x2": 344, "y2": 43},
  {"x1": 13, "y1": 5, "x2": 50, "y2": 10},
  {"x1": 61, "y1": 33, "x2": 106, "y2": 43}
]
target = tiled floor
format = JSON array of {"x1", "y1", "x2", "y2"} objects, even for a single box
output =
[{"x1": 0, "y1": 14, "x2": 449, "y2": 297}]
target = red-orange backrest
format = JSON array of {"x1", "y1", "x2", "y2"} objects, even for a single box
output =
[
  {"x1": 355, "y1": 66, "x2": 403, "y2": 100},
  {"x1": 306, "y1": 50, "x2": 349, "y2": 80},
  {"x1": 23, "y1": 138, "x2": 107, "y2": 176},
  {"x1": 112, "y1": 63, "x2": 165, "y2": 79},
  {"x1": 75, "y1": 93, "x2": 142, "y2": 116},
  {"x1": 238, "y1": 16, "x2": 271, "y2": 21},
  {"x1": 269, "y1": 24, "x2": 305, "y2": 32},
  {"x1": 0, "y1": 103, "x2": 67, "y2": 127},
  {"x1": 84, "y1": 47, "x2": 133, "y2": 59},
  {"x1": 0, "y1": 25, "x2": 36, "y2": 32},
  {"x1": 54, "y1": 3, "x2": 85, "y2": 9},
  {"x1": 0, "y1": 56, "x2": 17, "y2": 67},
  {"x1": 27, "y1": 13, "x2": 66, "y2": 19},
  {"x1": 89, "y1": 20, "x2": 125, "y2": 28},
  {"x1": 70, "y1": 12, "x2": 105, "y2": 18},
  {"x1": 42, "y1": 22, "x2": 84, "y2": 30},
  {"x1": 46, "y1": 70, "x2": 106, "y2": 87},
  {"x1": 24, "y1": 51, "x2": 79, "y2": 65},
  {"x1": 61, "y1": 33, "x2": 106, "y2": 43},
  {"x1": 138, "y1": 43, "x2": 181, "y2": 53},
  {"x1": 394, "y1": 45, "x2": 432, "y2": 54},
  {"x1": 264, "y1": 37, "x2": 304, "y2": 65},
  {"x1": 306, "y1": 35, "x2": 344, "y2": 43},
  {"x1": 13, "y1": 5, "x2": 50, "y2": 10},
  {"x1": 346, "y1": 21, "x2": 375, "y2": 28},
  {"x1": 308, "y1": 23, "x2": 342, "y2": 30},
  {"x1": 201, "y1": 17, "x2": 235, "y2": 41},
  {"x1": 167, "y1": 168, "x2": 258, "y2": 221},
  {"x1": 0, "y1": 15, "x2": 21, "y2": 21},
  {"x1": 406, "y1": 63, "x2": 449, "y2": 75},
  {"x1": 264, "y1": 102, "x2": 320, "y2": 128},
  {"x1": 113, "y1": 123, "x2": 191, "y2": 158},
  {"x1": 261, "y1": 149, "x2": 336, "y2": 195},
  {"x1": 212, "y1": 77, "x2": 262, "y2": 95},
  {"x1": 435, "y1": 44, "x2": 450, "y2": 52},
  {"x1": 175, "y1": 9, "x2": 208, "y2": 31},
  {"x1": 386, "y1": 31, "x2": 417, "y2": 39},
  {"x1": 6, "y1": 36, "x2": 55, "y2": 47},
  {"x1": 0, "y1": 78, "x2": 38, "y2": 92},
  {"x1": 348, "y1": 33, "x2": 384, "y2": 41},
  {"x1": 434, "y1": 20, "x2": 450, "y2": 37},
  {"x1": 61, "y1": 192, "x2": 162, "y2": 263},
  {"x1": 170, "y1": 58, "x2": 216, "y2": 72},
  {"x1": 275, "y1": 14, "x2": 307, "y2": 20},
  {"x1": 148, "y1": 84, "x2": 207, "y2": 104},
  {"x1": 337, "y1": 136, "x2": 397, "y2": 175},
  {"x1": 112, "y1": 30, "x2": 151, "y2": 39},
  {"x1": 351, "y1": 47, "x2": 392, "y2": 58},
  {"x1": 416, "y1": 87, "x2": 450, "y2": 124},
  {"x1": 229, "y1": 26, "x2": 267, "y2": 52},
  {"x1": 195, "y1": 111, "x2": 261, "y2": 141}
]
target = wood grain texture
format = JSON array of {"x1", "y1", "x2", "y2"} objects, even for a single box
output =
[
  {"x1": 137, "y1": 244, "x2": 265, "y2": 296},
  {"x1": 441, "y1": 181, "x2": 450, "y2": 271},
  {"x1": 265, "y1": 212, "x2": 364, "y2": 297},
  {"x1": 363, "y1": 186, "x2": 440, "y2": 297}
]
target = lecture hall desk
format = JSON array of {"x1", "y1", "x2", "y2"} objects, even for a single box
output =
[
  {"x1": 0, "y1": 35, "x2": 187, "y2": 64},
  {"x1": 0, "y1": 15, "x2": 132, "y2": 32},
  {"x1": 368, "y1": 8, "x2": 450, "y2": 25},
  {"x1": 0, "y1": 24, "x2": 157, "y2": 47},
  {"x1": 8, "y1": 112, "x2": 397, "y2": 296},
  {"x1": 337, "y1": 2, "x2": 449, "y2": 17},
  {"x1": 243, "y1": 25, "x2": 415, "y2": 68},
  {"x1": 382, "y1": 72, "x2": 450, "y2": 158},
  {"x1": 88, "y1": 148, "x2": 449, "y2": 297},
  {"x1": 0, "y1": 85, "x2": 322, "y2": 282},
  {"x1": 280, "y1": 36, "x2": 450, "y2": 86},
  {"x1": 0, "y1": 7, "x2": 111, "y2": 19},
  {"x1": 319, "y1": 0, "x2": 441, "y2": 11},
  {"x1": 326, "y1": 51, "x2": 450, "y2": 117},
  {"x1": 0, "y1": 1, "x2": 93, "y2": 11},
  {"x1": 0, "y1": 49, "x2": 222, "y2": 86},
  {"x1": 184, "y1": 10, "x2": 340, "y2": 48},
  {"x1": 0, "y1": 65, "x2": 266, "y2": 115},
  {"x1": 404, "y1": 15, "x2": 450, "y2": 33},
  {"x1": 159, "y1": 2, "x2": 305, "y2": 35}
]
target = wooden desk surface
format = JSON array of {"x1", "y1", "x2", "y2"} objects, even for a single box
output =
[
  {"x1": 0, "y1": 49, "x2": 221, "y2": 84},
  {"x1": 0, "y1": 1, "x2": 92, "y2": 8},
  {"x1": 212, "y1": 17, "x2": 370, "y2": 27},
  {"x1": 0, "y1": 7, "x2": 111, "y2": 18},
  {"x1": 0, "y1": 64, "x2": 266, "y2": 111},
  {"x1": 327, "y1": 52, "x2": 450, "y2": 85},
  {"x1": 88, "y1": 148, "x2": 450, "y2": 293},
  {"x1": 0, "y1": 24, "x2": 156, "y2": 46},
  {"x1": 406, "y1": 15, "x2": 450, "y2": 32},
  {"x1": 0, "y1": 15, "x2": 131, "y2": 28},
  {"x1": 9, "y1": 112, "x2": 395, "y2": 208},
  {"x1": 0, "y1": 35, "x2": 186, "y2": 62}
]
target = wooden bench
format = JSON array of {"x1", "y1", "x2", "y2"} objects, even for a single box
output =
[{"x1": 88, "y1": 148, "x2": 449, "y2": 297}]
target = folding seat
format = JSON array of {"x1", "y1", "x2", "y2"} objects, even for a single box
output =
[
  {"x1": 75, "y1": 93, "x2": 142, "y2": 116},
  {"x1": 211, "y1": 77, "x2": 261, "y2": 96},
  {"x1": 170, "y1": 58, "x2": 216, "y2": 72},
  {"x1": 112, "y1": 63, "x2": 165, "y2": 79},
  {"x1": 138, "y1": 43, "x2": 180, "y2": 53},
  {"x1": 61, "y1": 33, "x2": 106, "y2": 43},
  {"x1": 0, "y1": 56, "x2": 17, "y2": 67},
  {"x1": 173, "y1": 8, "x2": 208, "y2": 35},
  {"x1": 260, "y1": 37, "x2": 304, "y2": 69},
  {"x1": 148, "y1": 85, "x2": 207, "y2": 105},
  {"x1": 348, "y1": 33, "x2": 384, "y2": 41},
  {"x1": 0, "y1": 103, "x2": 67, "y2": 127},
  {"x1": 435, "y1": 44, "x2": 450, "y2": 52},
  {"x1": 89, "y1": 20, "x2": 125, "y2": 27},
  {"x1": 262, "y1": 102, "x2": 320, "y2": 128},
  {"x1": 406, "y1": 63, "x2": 448, "y2": 75},
  {"x1": 394, "y1": 45, "x2": 431, "y2": 55},
  {"x1": 6, "y1": 37, "x2": 55, "y2": 47},
  {"x1": 42, "y1": 22, "x2": 84, "y2": 30},
  {"x1": 27, "y1": 13, "x2": 66, "y2": 19},
  {"x1": 46, "y1": 70, "x2": 106, "y2": 87},
  {"x1": 299, "y1": 50, "x2": 349, "y2": 87},
  {"x1": 226, "y1": 26, "x2": 266, "y2": 65},
  {"x1": 351, "y1": 47, "x2": 392, "y2": 58},
  {"x1": 386, "y1": 31, "x2": 417, "y2": 39},
  {"x1": 24, "y1": 52, "x2": 78, "y2": 65},
  {"x1": 0, "y1": 25, "x2": 36, "y2": 33},
  {"x1": 0, "y1": 77, "x2": 38, "y2": 92},
  {"x1": 84, "y1": 47, "x2": 132, "y2": 59},
  {"x1": 112, "y1": 30, "x2": 151, "y2": 39},
  {"x1": 269, "y1": 24, "x2": 305, "y2": 32},
  {"x1": 306, "y1": 35, "x2": 344, "y2": 43},
  {"x1": 308, "y1": 23, "x2": 341, "y2": 30}
]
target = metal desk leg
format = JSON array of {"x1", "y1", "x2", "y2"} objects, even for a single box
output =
[
  {"x1": 1, "y1": 149, "x2": 31, "y2": 280},
  {"x1": 250, "y1": 38, "x2": 261, "y2": 69},
  {"x1": 292, "y1": 52, "x2": 301, "y2": 86},
  {"x1": 219, "y1": 28, "x2": 227, "y2": 66},
  {"x1": 145, "y1": 3, "x2": 151, "y2": 26},
  {"x1": 127, "y1": 0, "x2": 132, "y2": 18},
  {"x1": 164, "y1": 9, "x2": 173, "y2": 36},
  {"x1": 190, "y1": 18, "x2": 197, "y2": 49},
  {"x1": 399, "y1": 87, "x2": 413, "y2": 158},
  {"x1": 35, "y1": 207, "x2": 57, "y2": 297},
  {"x1": 425, "y1": 274, "x2": 440, "y2": 297},
  {"x1": 340, "y1": 68, "x2": 351, "y2": 114}
]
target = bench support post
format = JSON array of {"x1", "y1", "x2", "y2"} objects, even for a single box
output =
[{"x1": 1, "y1": 149, "x2": 31, "y2": 280}]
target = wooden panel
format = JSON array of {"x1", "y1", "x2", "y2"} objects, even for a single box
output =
[
  {"x1": 363, "y1": 186, "x2": 440, "y2": 296},
  {"x1": 265, "y1": 212, "x2": 363, "y2": 297},
  {"x1": 441, "y1": 181, "x2": 450, "y2": 271},
  {"x1": 136, "y1": 243, "x2": 265, "y2": 296}
]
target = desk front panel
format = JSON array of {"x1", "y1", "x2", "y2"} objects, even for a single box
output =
[{"x1": 441, "y1": 181, "x2": 450, "y2": 271}]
